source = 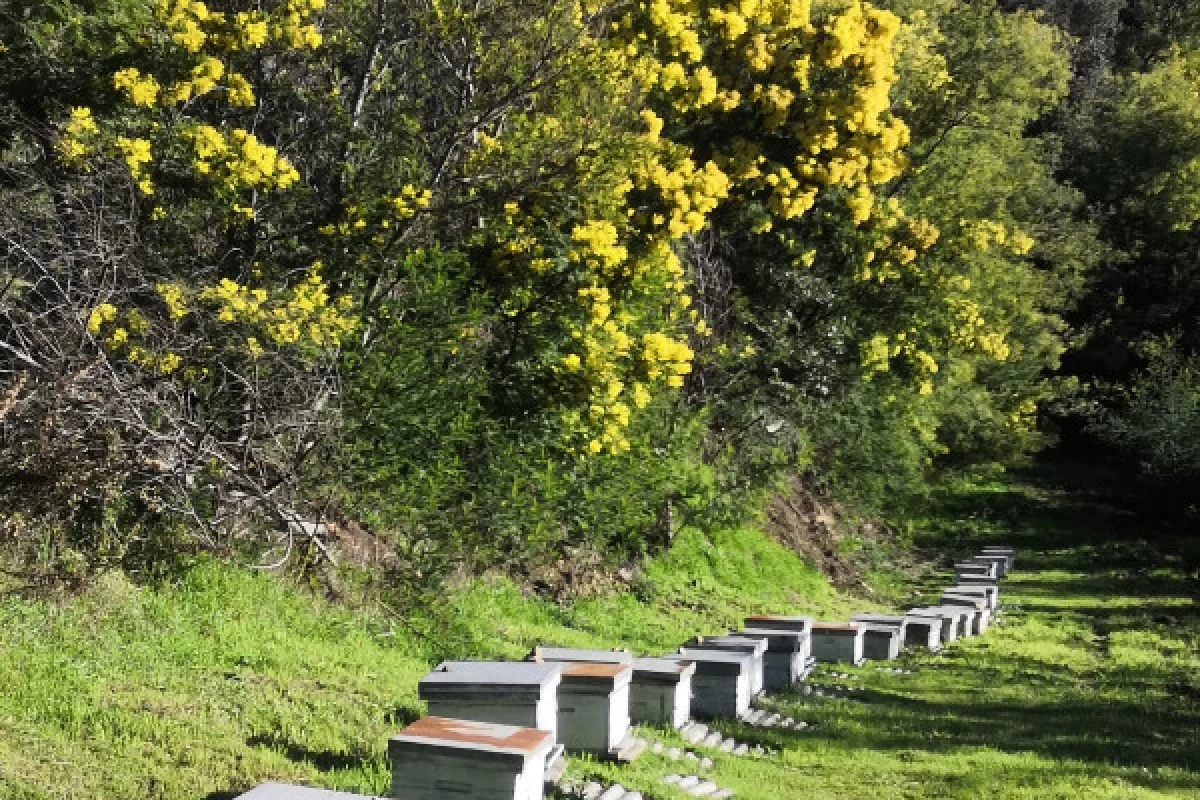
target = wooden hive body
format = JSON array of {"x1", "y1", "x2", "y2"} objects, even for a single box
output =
[
  {"x1": 419, "y1": 662, "x2": 563, "y2": 740},
  {"x1": 556, "y1": 662, "x2": 633, "y2": 755},
  {"x1": 860, "y1": 624, "x2": 903, "y2": 660},
  {"x1": 668, "y1": 650, "x2": 753, "y2": 719},
  {"x1": 738, "y1": 628, "x2": 814, "y2": 689},
  {"x1": 684, "y1": 635, "x2": 767, "y2": 696},
  {"x1": 389, "y1": 716, "x2": 554, "y2": 800},
  {"x1": 630, "y1": 657, "x2": 695, "y2": 729},
  {"x1": 810, "y1": 623, "x2": 866, "y2": 665}
]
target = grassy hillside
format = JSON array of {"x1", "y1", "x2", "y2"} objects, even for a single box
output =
[{"x1": 1, "y1": 473, "x2": 1198, "y2": 799}]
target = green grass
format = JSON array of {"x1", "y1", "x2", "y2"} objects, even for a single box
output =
[{"x1": 1, "y1": 467, "x2": 1197, "y2": 798}]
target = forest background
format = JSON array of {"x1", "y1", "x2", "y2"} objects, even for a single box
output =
[{"x1": 1, "y1": 0, "x2": 1198, "y2": 600}]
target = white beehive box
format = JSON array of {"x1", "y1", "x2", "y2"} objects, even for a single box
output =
[
  {"x1": 850, "y1": 615, "x2": 912, "y2": 654},
  {"x1": 737, "y1": 627, "x2": 813, "y2": 689},
  {"x1": 684, "y1": 635, "x2": 767, "y2": 696},
  {"x1": 970, "y1": 554, "x2": 1009, "y2": 577},
  {"x1": 908, "y1": 607, "x2": 960, "y2": 644},
  {"x1": 419, "y1": 661, "x2": 563, "y2": 739},
  {"x1": 810, "y1": 622, "x2": 866, "y2": 665},
  {"x1": 954, "y1": 561, "x2": 997, "y2": 580},
  {"x1": 948, "y1": 583, "x2": 999, "y2": 609},
  {"x1": 389, "y1": 716, "x2": 554, "y2": 800},
  {"x1": 920, "y1": 605, "x2": 973, "y2": 638},
  {"x1": 742, "y1": 615, "x2": 814, "y2": 667},
  {"x1": 556, "y1": 662, "x2": 633, "y2": 756},
  {"x1": 860, "y1": 624, "x2": 902, "y2": 660},
  {"x1": 667, "y1": 649, "x2": 754, "y2": 719},
  {"x1": 940, "y1": 594, "x2": 991, "y2": 634},
  {"x1": 236, "y1": 784, "x2": 382, "y2": 800},
  {"x1": 980, "y1": 546, "x2": 1016, "y2": 570},
  {"x1": 630, "y1": 657, "x2": 695, "y2": 729}
]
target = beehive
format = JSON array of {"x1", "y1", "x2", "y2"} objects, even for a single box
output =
[
  {"x1": 908, "y1": 607, "x2": 961, "y2": 643},
  {"x1": 419, "y1": 661, "x2": 563, "y2": 739},
  {"x1": 668, "y1": 649, "x2": 755, "y2": 719},
  {"x1": 556, "y1": 662, "x2": 633, "y2": 757},
  {"x1": 946, "y1": 583, "x2": 999, "y2": 610},
  {"x1": 684, "y1": 635, "x2": 767, "y2": 696},
  {"x1": 737, "y1": 627, "x2": 814, "y2": 689},
  {"x1": 970, "y1": 554, "x2": 1009, "y2": 577},
  {"x1": 940, "y1": 594, "x2": 991, "y2": 634},
  {"x1": 389, "y1": 716, "x2": 554, "y2": 800},
  {"x1": 860, "y1": 624, "x2": 902, "y2": 660},
  {"x1": 850, "y1": 614, "x2": 919, "y2": 651},
  {"x1": 954, "y1": 561, "x2": 997, "y2": 580},
  {"x1": 810, "y1": 622, "x2": 866, "y2": 665},
  {"x1": 629, "y1": 657, "x2": 695, "y2": 728}
]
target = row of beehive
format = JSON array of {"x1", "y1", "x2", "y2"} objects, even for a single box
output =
[{"x1": 235, "y1": 545, "x2": 1015, "y2": 800}]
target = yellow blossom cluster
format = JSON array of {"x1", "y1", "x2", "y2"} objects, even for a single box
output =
[
  {"x1": 57, "y1": 107, "x2": 99, "y2": 165},
  {"x1": 198, "y1": 265, "x2": 357, "y2": 350},
  {"x1": 960, "y1": 219, "x2": 1035, "y2": 255},
  {"x1": 113, "y1": 68, "x2": 160, "y2": 107},
  {"x1": 87, "y1": 302, "x2": 181, "y2": 374},
  {"x1": 116, "y1": 137, "x2": 154, "y2": 195},
  {"x1": 154, "y1": 0, "x2": 321, "y2": 53},
  {"x1": 618, "y1": 0, "x2": 908, "y2": 232},
  {"x1": 188, "y1": 125, "x2": 301, "y2": 192},
  {"x1": 947, "y1": 297, "x2": 1011, "y2": 361},
  {"x1": 860, "y1": 330, "x2": 941, "y2": 394}
]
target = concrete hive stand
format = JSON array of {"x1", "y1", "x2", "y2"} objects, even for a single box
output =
[
  {"x1": 939, "y1": 594, "x2": 991, "y2": 634},
  {"x1": 555, "y1": 662, "x2": 634, "y2": 758},
  {"x1": 737, "y1": 627, "x2": 815, "y2": 689},
  {"x1": 666, "y1": 649, "x2": 755, "y2": 719},
  {"x1": 810, "y1": 622, "x2": 866, "y2": 665},
  {"x1": 419, "y1": 661, "x2": 564, "y2": 740},
  {"x1": 389, "y1": 716, "x2": 554, "y2": 800},
  {"x1": 860, "y1": 624, "x2": 903, "y2": 661},
  {"x1": 852, "y1": 613, "x2": 941, "y2": 651},
  {"x1": 629, "y1": 657, "x2": 695, "y2": 729},
  {"x1": 685, "y1": 635, "x2": 767, "y2": 696},
  {"x1": 236, "y1": 784, "x2": 383, "y2": 800}
]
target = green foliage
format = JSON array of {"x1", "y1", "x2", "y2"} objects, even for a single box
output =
[{"x1": 1087, "y1": 339, "x2": 1200, "y2": 491}]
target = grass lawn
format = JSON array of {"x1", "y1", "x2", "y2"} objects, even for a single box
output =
[{"x1": 0, "y1": 466, "x2": 1196, "y2": 799}]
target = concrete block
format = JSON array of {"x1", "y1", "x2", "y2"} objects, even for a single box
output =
[
  {"x1": 420, "y1": 662, "x2": 564, "y2": 739},
  {"x1": 629, "y1": 657, "x2": 694, "y2": 729},
  {"x1": 556, "y1": 662, "x2": 633, "y2": 756},
  {"x1": 236, "y1": 784, "x2": 381, "y2": 800},
  {"x1": 809, "y1": 623, "x2": 865, "y2": 665},
  {"x1": 860, "y1": 624, "x2": 902, "y2": 660},
  {"x1": 668, "y1": 650, "x2": 754, "y2": 719},
  {"x1": 685, "y1": 635, "x2": 767, "y2": 696},
  {"x1": 389, "y1": 716, "x2": 554, "y2": 800}
]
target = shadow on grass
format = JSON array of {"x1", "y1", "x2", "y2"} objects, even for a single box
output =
[{"x1": 245, "y1": 732, "x2": 376, "y2": 773}]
